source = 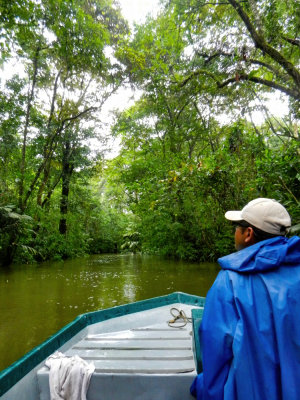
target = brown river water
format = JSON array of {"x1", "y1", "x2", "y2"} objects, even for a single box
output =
[{"x1": 0, "y1": 253, "x2": 219, "y2": 372}]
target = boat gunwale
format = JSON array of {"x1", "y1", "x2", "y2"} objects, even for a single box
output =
[{"x1": 0, "y1": 291, "x2": 204, "y2": 397}]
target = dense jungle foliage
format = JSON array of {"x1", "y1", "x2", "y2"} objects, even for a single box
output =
[{"x1": 0, "y1": 0, "x2": 299, "y2": 266}]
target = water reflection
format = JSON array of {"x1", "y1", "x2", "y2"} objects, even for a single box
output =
[{"x1": 0, "y1": 254, "x2": 219, "y2": 371}]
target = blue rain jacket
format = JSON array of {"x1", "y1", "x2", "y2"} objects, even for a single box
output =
[{"x1": 191, "y1": 236, "x2": 300, "y2": 400}]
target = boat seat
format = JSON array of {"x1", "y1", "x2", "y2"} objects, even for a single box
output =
[
  {"x1": 37, "y1": 324, "x2": 196, "y2": 400},
  {"x1": 37, "y1": 369, "x2": 195, "y2": 400}
]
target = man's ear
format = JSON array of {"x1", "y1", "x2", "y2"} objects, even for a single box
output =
[{"x1": 245, "y1": 227, "x2": 256, "y2": 245}]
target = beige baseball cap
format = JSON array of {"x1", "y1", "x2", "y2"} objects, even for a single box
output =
[{"x1": 225, "y1": 198, "x2": 291, "y2": 235}]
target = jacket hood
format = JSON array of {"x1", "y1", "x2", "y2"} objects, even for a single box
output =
[{"x1": 218, "y1": 236, "x2": 300, "y2": 273}]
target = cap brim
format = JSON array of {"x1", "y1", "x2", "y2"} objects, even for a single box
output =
[{"x1": 225, "y1": 210, "x2": 243, "y2": 221}]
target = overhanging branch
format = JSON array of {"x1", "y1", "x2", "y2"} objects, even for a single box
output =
[
  {"x1": 227, "y1": 0, "x2": 300, "y2": 90},
  {"x1": 180, "y1": 69, "x2": 218, "y2": 87},
  {"x1": 217, "y1": 73, "x2": 300, "y2": 99},
  {"x1": 248, "y1": 59, "x2": 282, "y2": 77},
  {"x1": 282, "y1": 36, "x2": 300, "y2": 48}
]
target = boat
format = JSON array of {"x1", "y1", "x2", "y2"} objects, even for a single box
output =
[{"x1": 0, "y1": 292, "x2": 204, "y2": 400}]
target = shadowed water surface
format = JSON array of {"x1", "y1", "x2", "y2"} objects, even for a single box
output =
[{"x1": 0, "y1": 253, "x2": 219, "y2": 371}]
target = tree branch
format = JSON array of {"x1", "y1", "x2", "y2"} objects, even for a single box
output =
[
  {"x1": 278, "y1": 176, "x2": 300, "y2": 205},
  {"x1": 41, "y1": 170, "x2": 63, "y2": 208},
  {"x1": 227, "y1": 0, "x2": 300, "y2": 90},
  {"x1": 180, "y1": 69, "x2": 217, "y2": 87},
  {"x1": 248, "y1": 59, "x2": 282, "y2": 77},
  {"x1": 62, "y1": 106, "x2": 98, "y2": 130},
  {"x1": 196, "y1": 51, "x2": 233, "y2": 64},
  {"x1": 282, "y1": 36, "x2": 300, "y2": 48},
  {"x1": 47, "y1": 68, "x2": 62, "y2": 131},
  {"x1": 217, "y1": 73, "x2": 300, "y2": 99}
]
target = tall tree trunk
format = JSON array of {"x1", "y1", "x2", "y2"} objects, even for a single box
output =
[
  {"x1": 37, "y1": 69, "x2": 62, "y2": 207},
  {"x1": 19, "y1": 46, "x2": 40, "y2": 211},
  {"x1": 59, "y1": 141, "x2": 73, "y2": 235}
]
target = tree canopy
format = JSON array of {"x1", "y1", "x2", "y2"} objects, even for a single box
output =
[{"x1": 0, "y1": 0, "x2": 299, "y2": 266}]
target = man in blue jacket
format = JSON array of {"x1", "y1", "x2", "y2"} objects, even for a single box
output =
[{"x1": 191, "y1": 198, "x2": 300, "y2": 400}]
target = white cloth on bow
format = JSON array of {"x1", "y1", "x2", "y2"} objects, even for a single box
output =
[{"x1": 45, "y1": 351, "x2": 95, "y2": 400}]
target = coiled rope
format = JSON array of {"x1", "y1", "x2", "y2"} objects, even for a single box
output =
[{"x1": 168, "y1": 307, "x2": 192, "y2": 328}]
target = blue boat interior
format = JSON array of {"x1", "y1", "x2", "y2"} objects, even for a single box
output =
[{"x1": 0, "y1": 292, "x2": 205, "y2": 400}]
